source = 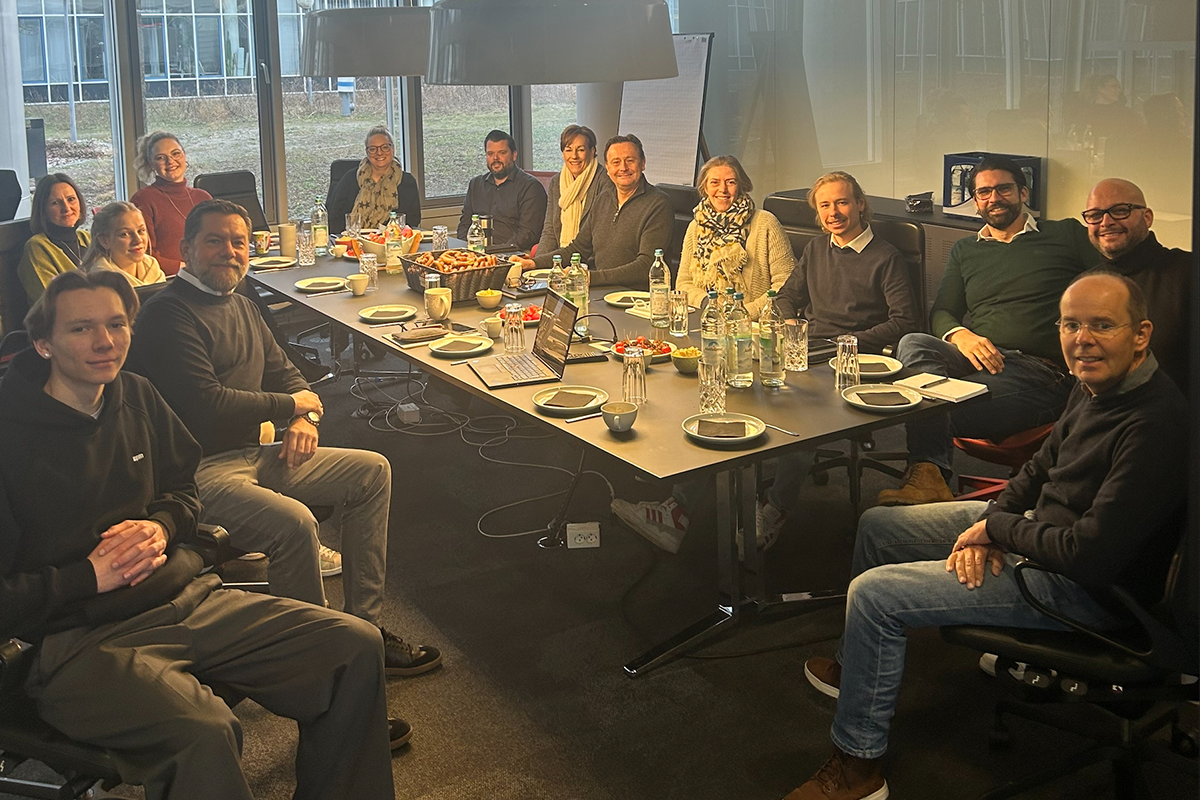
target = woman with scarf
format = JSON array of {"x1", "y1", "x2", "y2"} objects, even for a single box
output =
[
  {"x1": 675, "y1": 155, "x2": 794, "y2": 319},
  {"x1": 18, "y1": 173, "x2": 90, "y2": 304},
  {"x1": 80, "y1": 202, "x2": 166, "y2": 288},
  {"x1": 328, "y1": 126, "x2": 421, "y2": 232},
  {"x1": 535, "y1": 125, "x2": 609, "y2": 255},
  {"x1": 130, "y1": 131, "x2": 212, "y2": 275}
]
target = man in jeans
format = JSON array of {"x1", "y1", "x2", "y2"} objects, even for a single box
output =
[
  {"x1": 786, "y1": 272, "x2": 1187, "y2": 800},
  {"x1": 128, "y1": 199, "x2": 440, "y2": 680},
  {"x1": 878, "y1": 155, "x2": 1095, "y2": 505}
]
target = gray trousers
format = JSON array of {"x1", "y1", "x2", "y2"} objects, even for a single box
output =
[
  {"x1": 27, "y1": 576, "x2": 395, "y2": 800},
  {"x1": 196, "y1": 444, "x2": 391, "y2": 625}
]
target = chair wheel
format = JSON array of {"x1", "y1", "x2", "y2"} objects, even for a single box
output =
[
  {"x1": 1170, "y1": 724, "x2": 1198, "y2": 757},
  {"x1": 811, "y1": 470, "x2": 829, "y2": 486}
]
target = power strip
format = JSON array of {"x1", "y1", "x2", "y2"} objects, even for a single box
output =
[{"x1": 565, "y1": 522, "x2": 600, "y2": 549}]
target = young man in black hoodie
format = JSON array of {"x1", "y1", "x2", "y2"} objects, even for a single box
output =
[
  {"x1": 785, "y1": 271, "x2": 1188, "y2": 800},
  {"x1": 0, "y1": 270, "x2": 398, "y2": 800}
]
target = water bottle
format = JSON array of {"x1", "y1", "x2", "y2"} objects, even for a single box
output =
[
  {"x1": 700, "y1": 290, "x2": 725, "y2": 369},
  {"x1": 311, "y1": 196, "x2": 329, "y2": 255},
  {"x1": 384, "y1": 212, "x2": 404, "y2": 269},
  {"x1": 467, "y1": 214, "x2": 486, "y2": 253},
  {"x1": 548, "y1": 254, "x2": 566, "y2": 296},
  {"x1": 648, "y1": 248, "x2": 670, "y2": 328},
  {"x1": 759, "y1": 289, "x2": 785, "y2": 387},
  {"x1": 725, "y1": 292, "x2": 753, "y2": 388},
  {"x1": 722, "y1": 286, "x2": 737, "y2": 319},
  {"x1": 574, "y1": 261, "x2": 590, "y2": 337}
]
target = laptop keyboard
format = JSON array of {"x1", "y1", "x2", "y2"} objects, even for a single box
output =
[{"x1": 497, "y1": 354, "x2": 543, "y2": 380}]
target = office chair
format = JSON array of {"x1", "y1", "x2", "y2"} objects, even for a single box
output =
[
  {"x1": 0, "y1": 170, "x2": 22, "y2": 223},
  {"x1": 655, "y1": 183, "x2": 700, "y2": 279},
  {"x1": 0, "y1": 217, "x2": 33, "y2": 336},
  {"x1": 954, "y1": 423, "x2": 1055, "y2": 501},
  {"x1": 193, "y1": 171, "x2": 270, "y2": 232},
  {"x1": 327, "y1": 158, "x2": 359, "y2": 206},
  {"x1": 941, "y1": 513, "x2": 1198, "y2": 800},
  {"x1": 762, "y1": 190, "x2": 823, "y2": 261}
]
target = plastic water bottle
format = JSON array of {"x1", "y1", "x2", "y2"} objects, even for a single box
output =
[
  {"x1": 759, "y1": 289, "x2": 785, "y2": 387},
  {"x1": 648, "y1": 248, "x2": 669, "y2": 328},
  {"x1": 384, "y1": 211, "x2": 404, "y2": 268},
  {"x1": 722, "y1": 286, "x2": 737, "y2": 319},
  {"x1": 574, "y1": 261, "x2": 590, "y2": 337},
  {"x1": 467, "y1": 214, "x2": 485, "y2": 253},
  {"x1": 700, "y1": 290, "x2": 725, "y2": 369},
  {"x1": 548, "y1": 254, "x2": 566, "y2": 296},
  {"x1": 725, "y1": 292, "x2": 753, "y2": 388},
  {"x1": 311, "y1": 196, "x2": 329, "y2": 255}
]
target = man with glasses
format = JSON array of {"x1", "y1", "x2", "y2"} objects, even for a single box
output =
[
  {"x1": 790, "y1": 271, "x2": 1187, "y2": 800},
  {"x1": 879, "y1": 156, "x2": 1096, "y2": 506},
  {"x1": 1083, "y1": 178, "x2": 1191, "y2": 392},
  {"x1": 456, "y1": 129, "x2": 547, "y2": 251}
]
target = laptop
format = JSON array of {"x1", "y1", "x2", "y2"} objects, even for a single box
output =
[{"x1": 468, "y1": 291, "x2": 578, "y2": 389}]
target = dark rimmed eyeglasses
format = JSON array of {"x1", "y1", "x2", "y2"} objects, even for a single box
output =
[
  {"x1": 1080, "y1": 203, "x2": 1146, "y2": 225},
  {"x1": 972, "y1": 183, "x2": 1017, "y2": 200},
  {"x1": 366, "y1": 144, "x2": 394, "y2": 155}
]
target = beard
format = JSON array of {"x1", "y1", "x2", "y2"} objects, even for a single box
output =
[
  {"x1": 982, "y1": 198, "x2": 1022, "y2": 230},
  {"x1": 194, "y1": 262, "x2": 246, "y2": 293},
  {"x1": 489, "y1": 161, "x2": 514, "y2": 180}
]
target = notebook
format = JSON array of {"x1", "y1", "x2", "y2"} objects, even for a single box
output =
[
  {"x1": 895, "y1": 373, "x2": 989, "y2": 402},
  {"x1": 468, "y1": 291, "x2": 578, "y2": 389}
]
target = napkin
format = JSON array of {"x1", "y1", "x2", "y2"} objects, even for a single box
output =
[
  {"x1": 543, "y1": 391, "x2": 595, "y2": 408},
  {"x1": 625, "y1": 300, "x2": 652, "y2": 320},
  {"x1": 859, "y1": 362, "x2": 892, "y2": 374},
  {"x1": 854, "y1": 391, "x2": 911, "y2": 406},
  {"x1": 698, "y1": 419, "x2": 747, "y2": 437},
  {"x1": 434, "y1": 340, "x2": 481, "y2": 353}
]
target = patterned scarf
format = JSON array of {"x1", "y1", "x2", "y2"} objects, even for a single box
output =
[
  {"x1": 692, "y1": 194, "x2": 754, "y2": 289},
  {"x1": 350, "y1": 158, "x2": 404, "y2": 229}
]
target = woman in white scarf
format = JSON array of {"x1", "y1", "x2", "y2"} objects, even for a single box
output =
[
  {"x1": 80, "y1": 202, "x2": 166, "y2": 288},
  {"x1": 534, "y1": 125, "x2": 610, "y2": 256}
]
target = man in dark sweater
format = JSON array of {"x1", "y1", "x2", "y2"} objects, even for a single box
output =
[
  {"x1": 456, "y1": 129, "x2": 547, "y2": 251},
  {"x1": 787, "y1": 272, "x2": 1187, "y2": 800},
  {"x1": 1084, "y1": 177, "x2": 1191, "y2": 392},
  {"x1": 516, "y1": 133, "x2": 674, "y2": 288},
  {"x1": 880, "y1": 156, "x2": 1096, "y2": 505},
  {"x1": 1, "y1": 270, "x2": 398, "y2": 799},
  {"x1": 128, "y1": 199, "x2": 441, "y2": 679}
]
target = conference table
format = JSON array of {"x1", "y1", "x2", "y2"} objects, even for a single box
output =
[{"x1": 250, "y1": 248, "x2": 951, "y2": 677}]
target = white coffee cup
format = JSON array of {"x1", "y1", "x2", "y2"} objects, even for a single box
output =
[
  {"x1": 480, "y1": 316, "x2": 503, "y2": 338},
  {"x1": 424, "y1": 286, "x2": 452, "y2": 321},
  {"x1": 347, "y1": 273, "x2": 369, "y2": 296},
  {"x1": 330, "y1": 243, "x2": 348, "y2": 258},
  {"x1": 601, "y1": 401, "x2": 638, "y2": 433}
]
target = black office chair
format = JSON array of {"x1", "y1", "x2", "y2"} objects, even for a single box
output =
[
  {"x1": 327, "y1": 158, "x2": 359, "y2": 207},
  {"x1": 763, "y1": 190, "x2": 823, "y2": 261},
  {"x1": 194, "y1": 171, "x2": 270, "y2": 232},
  {"x1": 0, "y1": 171, "x2": 22, "y2": 223},
  {"x1": 0, "y1": 217, "x2": 33, "y2": 335},
  {"x1": 655, "y1": 183, "x2": 700, "y2": 280},
  {"x1": 941, "y1": 517, "x2": 1199, "y2": 800}
]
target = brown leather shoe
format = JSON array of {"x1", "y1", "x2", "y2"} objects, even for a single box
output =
[
  {"x1": 783, "y1": 748, "x2": 889, "y2": 800},
  {"x1": 876, "y1": 462, "x2": 954, "y2": 506},
  {"x1": 804, "y1": 657, "x2": 841, "y2": 699}
]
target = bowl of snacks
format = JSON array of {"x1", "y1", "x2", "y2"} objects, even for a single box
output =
[
  {"x1": 476, "y1": 289, "x2": 504, "y2": 309},
  {"x1": 612, "y1": 336, "x2": 674, "y2": 368},
  {"x1": 671, "y1": 346, "x2": 701, "y2": 374}
]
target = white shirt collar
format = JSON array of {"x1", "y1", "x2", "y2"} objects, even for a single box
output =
[
  {"x1": 830, "y1": 224, "x2": 874, "y2": 253},
  {"x1": 177, "y1": 266, "x2": 232, "y2": 296},
  {"x1": 977, "y1": 211, "x2": 1039, "y2": 242}
]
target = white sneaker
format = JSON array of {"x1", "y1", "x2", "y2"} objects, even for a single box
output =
[
  {"x1": 735, "y1": 501, "x2": 786, "y2": 561},
  {"x1": 237, "y1": 551, "x2": 268, "y2": 561},
  {"x1": 319, "y1": 545, "x2": 343, "y2": 577},
  {"x1": 611, "y1": 497, "x2": 689, "y2": 553},
  {"x1": 979, "y1": 652, "x2": 1027, "y2": 682}
]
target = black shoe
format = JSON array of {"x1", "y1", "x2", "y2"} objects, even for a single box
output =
[
  {"x1": 381, "y1": 627, "x2": 443, "y2": 677},
  {"x1": 388, "y1": 717, "x2": 412, "y2": 750}
]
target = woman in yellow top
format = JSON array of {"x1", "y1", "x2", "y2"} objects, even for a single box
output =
[
  {"x1": 80, "y1": 202, "x2": 167, "y2": 288},
  {"x1": 18, "y1": 173, "x2": 90, "y2": 304}
]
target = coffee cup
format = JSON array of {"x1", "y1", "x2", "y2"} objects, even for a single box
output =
[
  {"x1": 330, "y1": 243, "x2": 348, "y2": 258},
  {"x1": 601, "y1": 401, "x2": 638, "y2": 433},
  {"x1": 347, "y1": 273, "x2": 369, "y2": 296},
  {"x1": 479, "y1": 316, "x2": 503, "y2": 338},
  {"x1": 424, "y1": 286, "x2": 452, "y2": 321},
  {"x1": 277, "y1": 222, "x2": 297, "y2": 257}
]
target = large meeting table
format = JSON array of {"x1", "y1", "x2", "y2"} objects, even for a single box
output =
[{"x1": 250, "y1": 248, "x2": 951, "y2": 676}]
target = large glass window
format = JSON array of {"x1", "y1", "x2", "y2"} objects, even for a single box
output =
[
  {"x1": 530, "y1": 84, "x2": 577, "y2": 172},
  {"x1": 421, "y1": 84, "x2": 510, "y2": 199},
  {"x1": 19, "y1": 18, "x2": 46, "y2": 84}
]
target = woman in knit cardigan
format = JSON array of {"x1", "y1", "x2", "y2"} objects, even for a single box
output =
[
  {"x1": 675, "y1": 155, "x2": 795, "y2": 319},
  {"x1": 18, "y1": 173, "x2": 91, "y2": 304},
  {"x1": 130, "y1": 131, "x2": 212, "y2": 275}
]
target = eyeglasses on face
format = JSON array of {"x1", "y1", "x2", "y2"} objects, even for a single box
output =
[
  {"x1": 1056, "y1": 320, "x2": 1132, "y2": 338},
  {"x1": 366, "y1": 144, "x2": 393, "y2": 155},
  {"x1": 153, "y1": 150, "x2": 184, "y2": 164},
  {"x1": 1080, "y1": 203, "x2": 1146, "y2": 225},
  {"x1": 972, "y1": 183, "x2": 1017, "y2": 200}
]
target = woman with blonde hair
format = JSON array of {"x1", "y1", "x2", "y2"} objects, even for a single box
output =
[
  {"x1": 675, "y1": 155, "x2": 794, "y2": 318},
  {"x1": 535, "y1": 124, "x2": 609, "y2": 255},
  {"x1": 328, "y1": 125, "x2": 421, "y2": 231},
  {"x1": 130, "y1": 131, "x2": 211, "y2": 275},
  {"x1": 80, "y1": 202, "x2": 166, "y2": 288}
]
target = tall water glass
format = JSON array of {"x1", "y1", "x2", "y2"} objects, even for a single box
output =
[
  {"x1": 622, "y1": 347, "x2": 647, "y2": 406},
  {"x1": 345, "y1": 212, "x2": 361, "y2": 238},
  {"x1": 698, "y1": 358, "x2": 726, "y2": 414},
  {"x1": 503, "y1": 303, "x2": 525, "y2": 354},
  {"x1": 297, "y1": 227, "x2": 315, "y2": 266},
  {"x1": 784, "y1": 318, "x2": 809, "y2": 372},
  {"x1": 835, "y1": 334, "x2": 860, "y2": 393},
  {"x1": 669, "y1": 290, "x2": 689, "y2": 337},
  {"x1": 431, "y1": 225, "x2": 450, "y2": 250},
  {"x1": 278, "y1": 221, "x2": 297, "y2": 257},
  {"x1": 358, "y1": 253, "x2": 379, "y2": 290}
]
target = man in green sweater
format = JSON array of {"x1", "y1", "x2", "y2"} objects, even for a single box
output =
[{"x1": 879, "y1": 156, "x2": 1096, "y2": 505}]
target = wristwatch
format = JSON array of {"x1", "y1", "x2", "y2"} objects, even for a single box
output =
[{"x1": 297, "y1": 410, "x2": 321, "y2": 427}]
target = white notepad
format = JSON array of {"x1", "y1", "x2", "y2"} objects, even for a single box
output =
[{"x1": 895, "y1": 373, "x2": 989, "y2": 402}]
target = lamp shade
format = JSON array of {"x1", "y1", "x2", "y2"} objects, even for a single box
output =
[
  {"x1": 301, "y1": 7, "x2": 431, "y2": 77},
  {"x1": 427, "y1": 0, "x2": 677, "y2": 85}
]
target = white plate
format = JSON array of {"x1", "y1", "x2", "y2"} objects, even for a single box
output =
[
  {"x1": 249, "y1": 256, "x2": 297, "y2": 270},
  {"x1": 294, "y1": 276, "x2": 347, "y2": 293},
  {"x1": 681, "y1": 412, "x2": 767, "y2": 445},
  {"x1": 357, "y1": 304, "x2": 417, "y2": 323},
  {"x1": 428, "y1": 335, "x2": 493, "y2": 359},
  {"x1": 524, "y1": 268, "x2": 552, "y2": 281},
  {"x1": 841, "y1": 383, "x2": 924, "y2": 413},
  {"x1": 531, "y1": 385, "x2": 609, "y2": 417},
  {"x1": 826, "y1": 354, "x2": 903, "y2": 379},
  {"x1": 604, "y1": 340, "x2": 676, "y2": 364},
  {"x1": 604, "y1": 290, "x2": 651, "y2": 308}
]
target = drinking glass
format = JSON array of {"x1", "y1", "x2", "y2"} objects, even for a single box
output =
[
  {"x1": 431, "y1": 225, "x2": 449, "y2": 250},
  {"x1": 669, "y1": 290, "x2": 689, "y2": 337},
  {"x1": 622, "y1": 347, "x2": 647, "y2": 406},
  {"x1": 835, "y1": 334, "x2": 860, "y2": 394},
  {"x1": 784, "y1": 318, "x2": 809, "y2": 372},
  {"x1": 698, "y1": 358, "x2": 726, "y2": 414},
  {"x1": 423, "y1": 272, "x2": 441, "y2": 291},
  {"x1": 359, "y1": 253, "x2": 379, "y2": 290},
  {"x1": 297, "y1": 227, "x2": 315, "y2": 266},
  {"x1": 278, "y1": 221, "x2": 297, "y2": 257},
  {"x1": 503, "y1": 303, "x2": 525, "y2": 354},
  {"x1": 345, "y1": 212, "x2": 361, "y2": 239}
]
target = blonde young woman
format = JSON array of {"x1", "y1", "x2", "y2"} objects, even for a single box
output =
[
  {"x1": 81, "y1": 202, "x2": 166, "y2": 288},
  {"x1": 535, "y1": 124, "x2": 609, "y2": 255},
  {"x1": 130, "y1": 131, "x2": 211, "y2": 275},
  {"x1": 675, "y1": 155, "x2": 795, "y2": 319}
]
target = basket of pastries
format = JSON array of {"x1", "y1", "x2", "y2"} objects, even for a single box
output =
[{"x1": 401, "y1": 249, "x2": 510, "y2": 300}]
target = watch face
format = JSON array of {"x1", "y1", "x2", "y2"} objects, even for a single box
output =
[{"x1": 306, "y1": 412, "x2": 321, "y2": 425}]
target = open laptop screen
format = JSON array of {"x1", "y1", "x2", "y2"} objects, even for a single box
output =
[{"x1": 531, "y1": 291, "x2": 577, "y2": 376}]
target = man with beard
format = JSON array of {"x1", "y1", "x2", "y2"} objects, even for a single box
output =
[
  {"x1": 1084, "y1": 178, "x2": 1191, "y2": 393},
  {"x1": 878, "y1": 156, "x2": 1096, "y2": 506},
  {"x1": 456, "y1": 129, "x2": 547, "y2": 251}
]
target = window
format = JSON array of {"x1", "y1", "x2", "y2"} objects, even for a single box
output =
[
  {"x1": 420, "y1": 84, "x2": 510, "y2": 199},
  {"x1": 19, "y1": 18, "x2": 46, "y2": 84},
  {"x1": 529, "y1": 84, "x2": 577, "y2": 172}
]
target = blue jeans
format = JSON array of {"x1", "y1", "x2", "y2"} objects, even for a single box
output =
[
  {"x1": 829, "y1": 501, "x2": 1125, "y2": 759},
  {"x1": 896, "y1": 333, "x2": 1072, "y2": 471}
]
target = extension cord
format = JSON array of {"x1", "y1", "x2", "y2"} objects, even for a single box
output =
[
  {"x1": 397, "y1": 403, "x2": 421, "y2": 424},
  {"x1": 566, "y1": 522, "x2": 600, "y2": 549}
]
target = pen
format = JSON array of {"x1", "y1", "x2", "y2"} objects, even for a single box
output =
[
  {"x1": 920, "y1": 376, "x2": 951, "y2": 389},
  {"x1": 450, "y1": 359, "x2": 470, "y2": 366},
  {"x1": 565, "y1": 412, "x2": 603, "y2": 423}
]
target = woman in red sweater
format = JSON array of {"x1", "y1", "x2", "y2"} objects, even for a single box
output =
[{"x1": 129, "y1": 132, "x2": 211, "y2": 275}]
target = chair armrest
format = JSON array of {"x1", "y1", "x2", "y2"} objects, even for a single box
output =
[
  {"x1": 0, "y1": 638, "x2": 35, "y2": 697},
  {"x1": 182, "y1": 524, "x2": 236, "y2": 568}
]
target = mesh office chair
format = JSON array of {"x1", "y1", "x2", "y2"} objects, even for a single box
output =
[{"x1": 193, "y1": 171, "x2": 270, "y2": 232}]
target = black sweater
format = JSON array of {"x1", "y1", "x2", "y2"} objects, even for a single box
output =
[
  {"x1": 0, "y1": 349, "x2": 202, "y2": 641},
  {"x1": 127, "y1": 276, "x2": 308, "y2": 456},
  {"x1": 981, "y1": 358, "x2": 1188, "y2": 605}
]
